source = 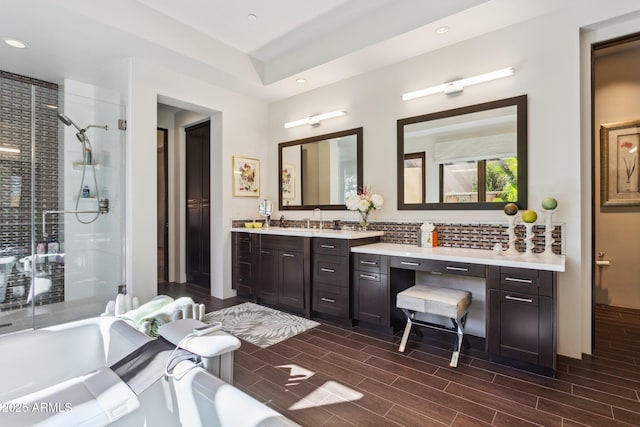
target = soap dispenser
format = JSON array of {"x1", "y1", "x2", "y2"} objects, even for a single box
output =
[{"x1": 47, "y1": 235, "x2": 59, "y2": 254}]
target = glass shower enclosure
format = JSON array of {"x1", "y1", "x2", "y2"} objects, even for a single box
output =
[{"x1": 0, "y1": 72, "x2": 125, "y2": 334}]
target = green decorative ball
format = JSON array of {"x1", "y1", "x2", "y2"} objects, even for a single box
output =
[{"x1": 541, "y1": 197, "x2": 558, "y2": 210}]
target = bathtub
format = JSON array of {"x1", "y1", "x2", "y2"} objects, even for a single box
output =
[{"x1": 0, "y1": 317, "x2": 298, "y2": 426}]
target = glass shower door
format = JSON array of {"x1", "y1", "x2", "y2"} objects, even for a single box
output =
[{"x1": 0, "y1": 72, "x2": 126, "y2": 334}]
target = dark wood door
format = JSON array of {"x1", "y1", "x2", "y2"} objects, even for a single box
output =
[
  {"x1": 279, "y1": 251, "x2": 304, "y2": 309},
  {"x1": 185, "y1": 121, "x2": 210, "y2": 287}
]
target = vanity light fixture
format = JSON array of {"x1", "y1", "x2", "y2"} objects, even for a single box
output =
[
  {"x1": 284, "y1": 110, "x2": 346, "y2": 129},
  {"x1": 402, "y1": 67, "x2": 514, "y2": 101},
  {"x1": 0, "y1": 146, "x2": 21, "y2": 154},
  {"x1": 3, "y1": 38, "x2": 27, "y2": 49}
]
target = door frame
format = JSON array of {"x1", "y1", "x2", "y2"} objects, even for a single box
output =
[{"x1": 590, "y1": 31, "x2": 640, "y2": 352}]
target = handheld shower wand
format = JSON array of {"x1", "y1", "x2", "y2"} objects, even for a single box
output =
[{"x1": 57, "y1": 113, "x2": 109, "y2": 224}]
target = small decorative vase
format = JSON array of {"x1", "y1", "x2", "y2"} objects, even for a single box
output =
[{"x1": 358, "y1": 210, "x2": 370, "y2": 230}]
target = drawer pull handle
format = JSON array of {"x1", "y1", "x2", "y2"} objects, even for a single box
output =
[
  {"x1": 282, "y1": 253, "x2": 295, "y2": 258},
  {"x1": 360, "y1": 260, "x2": 378, "y2": 265},
  {"x1": 401, "y1": 261, "x2": 420, "y2": 266},
  {"x1": 260, "y1": 250, "x2": 271, "y2": 254},
  {"x1": 446, "y1": 266, "x2": 469, "y2": 272},
  {"x1": 321, "y1": 268, "x2": 335, "y2": 273},
  {"x1": 505, "y1": 295, "x2": 533, "y2": 303},
  {"x1": 360, "y1": 274, "x2": 377, "y2": 280},
  {"x1": 321, "y1": 244, "x2": 335, "y2": 249},
  {"x1": 321, "y1": 297, "x2": 336, "y2": 303},
  {"x1": 505, "y1": 277, "x2": 533, "y2": 284}
]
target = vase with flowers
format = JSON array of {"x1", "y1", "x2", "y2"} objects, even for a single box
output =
[{"x1": 345, "y1": 187, "x2": 384, "y2": 230}]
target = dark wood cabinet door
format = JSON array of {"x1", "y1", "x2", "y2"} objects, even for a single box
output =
[
  {"x1": 232, "y1": 233, "x2": 257, "y2": 299},
  {"x1": 259, "y1": 249, "x2": 278, "y2": 305},
  {"x1": 279, "y1": 251, "x2": 304, "y2": 309},
  {"x1": 497, "y1": 291, "x2": 541, "y2": 365},
  {"x1": 353, "y1": 271, "x2": 388, "y2": 325}
]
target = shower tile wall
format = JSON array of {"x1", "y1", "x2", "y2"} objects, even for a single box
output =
[{"x1": 0, "y1": 70, "x2": 63, "y2": 311}]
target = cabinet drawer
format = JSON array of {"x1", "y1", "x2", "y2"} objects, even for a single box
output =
[
  {"x1": 313, "y1": 283, "x2": 348, "y2": 318},
  {"x1": 355, "y1": 271, "x2": 382, "y2": 282},
  {"x1": 313, "y1": 254, "x2": 348, "y2": 286},
  {"x1": 260, "y1": 235, "x2": 304, "y2": 252},
  {"x1": 500, "y1": 267, "x2": 553, "y2": 296},
  {"x1": 313, "y1": 238, "x2": 348, "y2": 256},
  {"x1": 353, "y1": 253, "x2": 387, "y2": 273},
  {"x1": 390, "y1": 257, "x2": 485, "y2": 278}
]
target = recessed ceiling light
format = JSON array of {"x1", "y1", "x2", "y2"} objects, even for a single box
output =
[
  {"x1": 296, "y1": 78, "x2": 306, "y2": 84},
  {"x1": 247, "y1": 13, "x2": 257, "y2": 21},
  {"x1": 4, "y1": 38, "x2": 27, "y2": 49},
  {"x1": 435, "y1": 26, "x2": 450, "y2": 35}
]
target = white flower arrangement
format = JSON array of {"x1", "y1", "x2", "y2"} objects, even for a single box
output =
[{"x1": 345, "y1": 187, "x2": 384, "y2": 214}]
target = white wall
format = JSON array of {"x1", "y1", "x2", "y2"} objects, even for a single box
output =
[
  {"x1": 127, "y1": 59, "x2": 269, "y2": 303},
  {"x1": 267, "y1": 2, "x2": 640, "y2": 358}
]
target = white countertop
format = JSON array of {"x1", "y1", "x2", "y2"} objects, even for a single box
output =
[
  {"x1": 230, "y1": 227, "x2": 384, "y2": 240},
  {"x1": 351, "y1": 243, "x2": 565, "y2": 272}
]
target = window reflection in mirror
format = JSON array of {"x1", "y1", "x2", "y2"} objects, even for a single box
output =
[
  {"x1": 403, "y1": 152, "x2": 425, "y2": 203},
  {"x1": 398, "y1": 95, "x2": 527, "y2": 210},
  {"x1": 279, "y1": 128, "x2": 363, "y2": 210}
]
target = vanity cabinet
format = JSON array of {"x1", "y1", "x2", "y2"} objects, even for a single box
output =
[
  {"x1": 231, "y1": 232, "x2": 258, "y2": 300},
  {"x1": 487, "y1": 266, "x2": 556, "y2": 375},
  {"x1": 352, "y1": 253, "x2": 389, "y2": 326},
  {"x1": 258, "y1": 235, "x2": 310, "y2": 316}
]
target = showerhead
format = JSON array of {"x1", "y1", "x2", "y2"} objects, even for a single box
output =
[
  {"x1": 57, "y1": 113, "x2": 81, "y2": 131},
  {"x1": 57, "y1": 113, "x2": 72, "y2": 127}
]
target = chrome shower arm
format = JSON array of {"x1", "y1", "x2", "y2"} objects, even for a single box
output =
[{"x1": 84, "y1": 124, "x2": 108, "y2": 131}]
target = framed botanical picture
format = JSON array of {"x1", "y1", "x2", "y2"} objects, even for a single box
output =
[
  {"x1": 282, "y1": 163, "x2": 295, "y2": 199},
  {"x1": 601, "y1": 120, "x2": 640, "y2": 206},
  {"x1": 232, "y1": 156, "x2": 260, "y2": 197}
]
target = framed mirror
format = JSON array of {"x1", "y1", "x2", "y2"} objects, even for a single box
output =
[
  {"x1": 397, "y1": 95, "x2": 527, "y2": 210},
  {"x1": 279, "y1": 127, "x2": 363, "y2": 210}
]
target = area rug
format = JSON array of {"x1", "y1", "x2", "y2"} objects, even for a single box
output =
[{"x1": 202, "y1": 302, "x2": 319, "y2": 348}]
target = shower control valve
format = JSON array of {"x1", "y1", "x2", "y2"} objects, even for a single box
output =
[{"x1": 99, "y1": 198, "x2": 109, "y2": 214}]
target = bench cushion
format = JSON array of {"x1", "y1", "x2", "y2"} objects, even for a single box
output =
[{"x1": 397, "y1": 285, "x2": 471, "y2": 319}]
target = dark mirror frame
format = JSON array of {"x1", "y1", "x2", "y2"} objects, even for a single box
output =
[
  {"x1": 397, "y1": 95, "x2": 528, "y2": 210},
  {"x1": 279, "y1": 127, "x2": 363, "y2": 210}
]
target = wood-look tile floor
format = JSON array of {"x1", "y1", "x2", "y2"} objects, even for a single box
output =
[{"x1": 160, "y1": 283, "x2": 640, "y2": 426}]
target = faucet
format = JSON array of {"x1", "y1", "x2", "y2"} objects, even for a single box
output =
[{"x1": 313, "y1": 208, "x2": 323, "y2": 230}]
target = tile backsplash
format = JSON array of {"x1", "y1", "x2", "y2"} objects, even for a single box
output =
[{"x1": 231, "y1": 218, "x2": 563, "y2": 255}]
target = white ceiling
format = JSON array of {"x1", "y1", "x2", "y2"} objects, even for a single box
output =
[{"x1": 0, "y1": 0, "x2": 574, "y2": 102}]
